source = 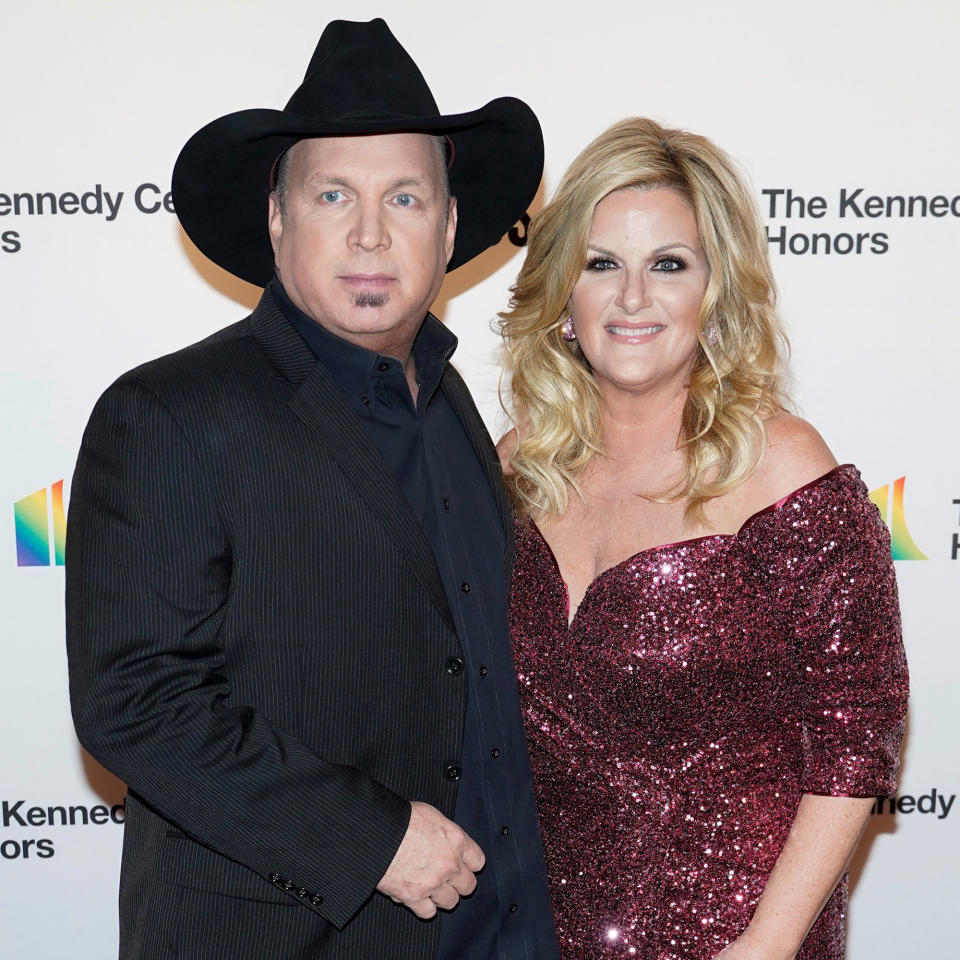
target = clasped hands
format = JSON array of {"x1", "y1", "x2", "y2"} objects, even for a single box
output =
[{"x1": 376, "y1": 800, "x2": 486, "y2": 919}]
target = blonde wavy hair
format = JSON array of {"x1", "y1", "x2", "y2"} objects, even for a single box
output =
[{"x1": 498, "y1": 117, "x2": 788, "y2": 520}]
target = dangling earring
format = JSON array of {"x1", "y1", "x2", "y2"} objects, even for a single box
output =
[
  {"x1": 704, "y1": 318, "x2": 720, "y2": 346},
  {"x1": 561, "y1": 316, "x2": 577, "y2": 341}
]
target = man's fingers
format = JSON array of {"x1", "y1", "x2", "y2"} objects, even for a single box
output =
[
  {"x1": 448, "y1": 864, "x2": 478, "y2": 897},
  {"x1": 429, "y1": 883, "x2": 460, "y2": 911},
  {"x1": 409, "y1": 897, "x2": 438, "y2": 920},
  {"x1": 461, "y1": 838, "x2": 485, "y2": 873}
]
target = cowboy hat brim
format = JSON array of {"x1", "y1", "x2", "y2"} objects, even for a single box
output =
[{"x1": 172, "y1": 96, "x2": 543, "y2": 287}]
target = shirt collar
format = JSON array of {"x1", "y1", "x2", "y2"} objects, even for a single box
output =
[{"x1": 269, "y1": 276, "x2": 457, "y2": 405}]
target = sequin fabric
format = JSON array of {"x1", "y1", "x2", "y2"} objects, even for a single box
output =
[{"x1": 510, "y1": 465, "x2": 908, "y2": 960}]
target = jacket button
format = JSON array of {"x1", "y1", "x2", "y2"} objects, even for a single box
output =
[
  {"x1": 445, "y1": 656, "x2": 465, "y2": 676},
  {"x1": 500, "y1": 826, "x2": 509, "y2": 836},
  {"x1": 269, "y1": 873, "x2": 281, "y2": 884},
  {"x1": 444, "y1": 764, "x2": 462, "y2": 782},
  {"x1": 378, "y1": 361, "x2": 390, "y2": 372},
  {"x1": 509, "y1": 903, "x2": 519, "y2": 913},
  {"x1": 282, "y1": 879, "x2": 295, "y2": 891},
  {"x1": 297, "y1": 887, "x2": 309, "y2": 898},
  {"x1": 490, "y1": 747, "x2": 500, "y2": 759},
  {"x1": 311, "y1": 894, "x2": 323, "y2": 906},
  {"x1": 479, "y1": 665, "x2": 488, "y2": 677},
  {"x1": 460, "y1": 581, "x2": 471, "y2": 594}
]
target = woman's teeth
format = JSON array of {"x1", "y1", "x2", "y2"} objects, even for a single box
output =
[{"x1": 607, "y1": 325, "x2": 664, "y2": 337}]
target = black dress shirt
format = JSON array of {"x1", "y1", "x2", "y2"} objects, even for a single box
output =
[{"x1": 271, "y1": 279, "x2": 558, "y2": 960}]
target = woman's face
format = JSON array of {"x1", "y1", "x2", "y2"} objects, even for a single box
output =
[{"x1": 569, "y1": 186, "x2": 710, "y2": 401}]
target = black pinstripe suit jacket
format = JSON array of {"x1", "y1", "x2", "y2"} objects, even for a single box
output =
[{"x1": 65, "y1": 289, "x2": 512, "y2": 960}]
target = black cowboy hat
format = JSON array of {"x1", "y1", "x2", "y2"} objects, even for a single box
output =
[{"x1": 172, "y1": 18, "x2": 543, "y2": 287}]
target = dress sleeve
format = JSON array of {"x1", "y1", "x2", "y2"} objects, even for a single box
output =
[{"x1": 787, "y1": 468, "x2": 908, "y2": 798}]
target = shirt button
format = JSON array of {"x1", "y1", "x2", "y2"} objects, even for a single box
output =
[
  {"x1": 444, "y1": 764, "x2": 462, "y2": 782},
  {"x1": 509, "y1": 903, "x2": 519, "y2": 914},
  {"x1": 490, "y1": 747, "x2": 500, "y2": 759},
  {"x1": 442, "y1": 497, "x2": 450, "y2": 510},
  {"x1": 460, "y1": 581, "x2": 471, "y2": 594},
  {"x1": 479, "y1": 665, "x2": 488, "y2": 677},
  {"x1": 500, "y1": 825, "x2": 509, "y2": 836},
  {"x1": 378, "y1": 361, "x2": 390, "y2": 372},
  {"x1": 360, "y1": 395, "x2": 370, "y2": 405},
  {"x1": 445, "y1": 656, "x2": 465, "y2": 676}
]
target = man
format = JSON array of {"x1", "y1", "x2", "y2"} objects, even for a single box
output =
[{"x1": 66, "y1": 19, "x2": 558, "y2": 960}]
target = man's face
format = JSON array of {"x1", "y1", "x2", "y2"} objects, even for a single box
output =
[{"x1": 269, "y1": 133, "x2": 457, "y2": 357}]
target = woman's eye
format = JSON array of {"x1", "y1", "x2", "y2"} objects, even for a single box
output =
[
  {"x1": 586, "y1": 256, "x2": 618, "y2": 271},
  {"x1": 320, "y1": 190, "x2": 344, "y2": 203},
  {"x1": 654, "y1": 256, "x2": 686, "y2": 272}
]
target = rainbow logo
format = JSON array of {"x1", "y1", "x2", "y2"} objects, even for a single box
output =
[
  {"x1": 868, "y1": 476, "x2": 927, "y2": 561},
  {"x1": 14, "y1": 480, "x2": 66, "y2": 567}
]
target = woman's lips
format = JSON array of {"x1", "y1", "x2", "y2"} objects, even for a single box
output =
[{"x1": 605, "y1": 323, "x2": 665, "y2": 342}]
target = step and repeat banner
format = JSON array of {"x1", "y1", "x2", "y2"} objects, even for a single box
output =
[{"x1": 2, "y1": 1, "x2": 956, "y2": 956}]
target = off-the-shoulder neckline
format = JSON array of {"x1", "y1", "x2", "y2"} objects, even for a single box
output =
[{"x1": 525, "y1": 464, "x2": 858, "y2": 628}]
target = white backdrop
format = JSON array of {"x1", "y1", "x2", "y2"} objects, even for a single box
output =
[{"x1": 2, "y1": 1, "x2": 957, "y2": 956}]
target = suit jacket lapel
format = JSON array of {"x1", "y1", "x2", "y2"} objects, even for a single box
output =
[{"x1": 249, "y1": 292, "x2": 455, "y2": 631}]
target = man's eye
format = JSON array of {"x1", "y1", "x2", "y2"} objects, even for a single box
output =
[
  {"x1": 394, "y1": 193, "x2": 416, "y2": 207},
  {"x1": 320, "y1": 190, "x2": 344, "y2": 203}
]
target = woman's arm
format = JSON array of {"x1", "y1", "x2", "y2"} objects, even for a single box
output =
[
  {"x1": 717, "y1": 418, "x2": 905, "y2": 958},
  {"x1": 716, "y1": 417, "x2": 905, "y2": 958},
  {"x1": 715, "y1": 793, "x2": 873, "y2": 960}
]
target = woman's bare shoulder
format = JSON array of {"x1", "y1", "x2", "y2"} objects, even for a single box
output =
[{"x1": 752, "y1": 412, "x2": 839, "y2": 502}]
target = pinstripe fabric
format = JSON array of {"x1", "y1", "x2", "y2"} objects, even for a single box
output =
[{"x1": 65, "y1": 290, "x2": 508, "y2": 959}]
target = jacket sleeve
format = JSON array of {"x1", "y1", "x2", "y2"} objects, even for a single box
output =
[{"x1": 65, "y1": 377, "x2": 410, "y2": 928}]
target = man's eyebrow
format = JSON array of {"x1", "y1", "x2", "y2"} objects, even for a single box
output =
[
  {"x1": 303, "y1": 174, "x2": 351, "y2": 190},
  {"x1": 300, "y1": 175, "x2": 436, "y2": 192},
  {"x1": 388, "y1": 177, "x2": 434, "y2": 191}
]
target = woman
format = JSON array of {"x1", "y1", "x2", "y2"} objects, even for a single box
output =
[{"x1": 498, "y1": 118, "x2": 908, "y2": 960}]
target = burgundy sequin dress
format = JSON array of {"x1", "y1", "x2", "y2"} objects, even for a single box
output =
[{"x1": 510, "y1": 465, "x2": 908, "y2": 960}]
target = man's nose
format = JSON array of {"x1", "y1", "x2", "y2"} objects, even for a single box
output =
[{"x1": 348, "y1": 199, "x2": 390, "y2": 252}]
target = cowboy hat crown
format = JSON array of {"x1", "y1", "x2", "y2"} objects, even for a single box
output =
[{"x1": 286, "y1": 18, "x2": 440, "y2": 122}]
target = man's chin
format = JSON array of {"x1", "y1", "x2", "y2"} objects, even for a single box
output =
[{"x1": 333, "y1": 309, "x2": 417, "y2": 343}]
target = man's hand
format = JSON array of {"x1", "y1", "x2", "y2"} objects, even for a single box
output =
[{"x1": 376, "y1": 800, "x2": 485, "y2": 919}]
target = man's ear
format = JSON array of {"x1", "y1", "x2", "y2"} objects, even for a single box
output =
[
  {"x1": 268, "y1": 192, "x2": 283, "y2": 259},
  {"x1": 445, "y1": 196, "x2": 458, "y2": 265}
]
